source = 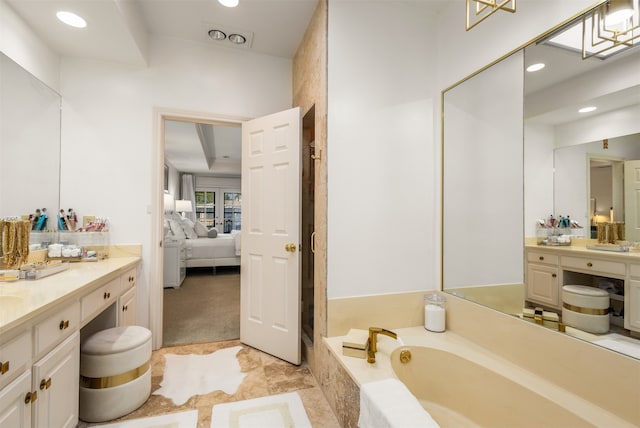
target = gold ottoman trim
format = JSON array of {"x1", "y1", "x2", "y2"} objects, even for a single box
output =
[
  {"x1": 563, "y1": 302, "x2": 609, "y2": 316},
  {"x1": 80, "y1": 361, "x2": 149, "y2": 389}
]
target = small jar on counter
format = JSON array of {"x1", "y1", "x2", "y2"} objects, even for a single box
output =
[{"x1": 424, "y1": 293, "x2": 446, "y2": 332}]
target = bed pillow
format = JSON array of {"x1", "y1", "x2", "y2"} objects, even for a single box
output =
[
  {"x1": 180, "y1": 218, "x2": 198, "y2": 239},
  {"x1": 168, "y1": 220, "x2": 186, "y2": 240},
  {"x1": 194, "y1": 221, "x2": 209, "y2": 237},
  {"x1": 208, "y1": 229, "x2": 218, "y2": 238}
]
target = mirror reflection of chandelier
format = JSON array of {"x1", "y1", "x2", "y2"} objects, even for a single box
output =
[
  {"x1": 583, "y1": 0, "x2": 639, "y2": 59},
  {"x1": 466, "y1": 0, "x2": 516, "y2": 31},
  {"x1": 467, "y1": 0, "x2": 516, "y2": 31}
]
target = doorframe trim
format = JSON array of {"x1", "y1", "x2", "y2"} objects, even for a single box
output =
[{"x1": 150, "y1": 107, "x2": 249, "y2": 350}]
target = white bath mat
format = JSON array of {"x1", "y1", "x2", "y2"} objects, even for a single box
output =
[
  {"x1": 88, "y1": 410, "x2": 198, "y2": 428},
  {"x1": 592, "y1": 333, "x2": 640, "y2": 359},
  {"x1": 210, "y1": 392, "x2": 311, "y2": 428},
  {"x1": 154, "y1": 345, "x2": 247, "y2": 405}
]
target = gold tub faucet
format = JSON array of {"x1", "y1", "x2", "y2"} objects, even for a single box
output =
[{"x1": 367, "y1": 327, "x2": 398, "y2": 363}]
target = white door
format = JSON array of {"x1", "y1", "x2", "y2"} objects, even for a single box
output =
[
  {"x1": 625, "y1": 160, "x2": 640, "y2": 242},
  {"x1": 240, "y1": 107, "x2": 301, "y2": 365}
]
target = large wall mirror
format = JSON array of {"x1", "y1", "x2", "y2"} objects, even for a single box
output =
[
  {"x1": 443, "y1": 2, "x2": 640, "y2": 359},
  {"x1": 0, "y1": 52, "x2": 61, "y2": 234}
]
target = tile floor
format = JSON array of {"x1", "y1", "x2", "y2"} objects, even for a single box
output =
[{"x1": 84, "y1": 339, "x2": 340, "y2": 428}]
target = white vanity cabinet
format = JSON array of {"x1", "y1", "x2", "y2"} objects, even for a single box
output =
[
  {"x1": 163, "y1": 239, "x2": 185, "y2": 288},
  {"x1": 526, "y1": 251, "x2": 560, "y2": 309},
  {"x1": 525, "y1": 246, "x2": 640, "y2": 333},
  {"x1": 627, "y1": 264, "x2": 640, "y2": 331},
  {"x1": 31, "y1": 333, "x2": 79, "y2": 428},
  {"x1": 0, "y1": 370, "x2": 31, "y2": 428},
  {"x1": 0, "y1": 257, "x2": 140, "y2": 428},
  {"x1": 119, "y1": 268, "x2": 137, "y2": 326}
]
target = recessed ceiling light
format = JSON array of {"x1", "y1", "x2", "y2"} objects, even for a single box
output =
[
  {"x1": 208, "y1": 30, "x2": 227, "y2": 41},
  {"x1": 218, "y1": 0, "x2": 239, "y2": 7},
  {"x1": 526, "y1": 63, "x2": 545, "y2": 72},
  {"x1": 228, "y1": 34, "x2": 246, "y2": 45},
  {"x1": 579, "y1": 106, "x2": 597, "y2": 113},
  {"x1": 56, "y1": 11, "x2": 87, "y2": 28}
]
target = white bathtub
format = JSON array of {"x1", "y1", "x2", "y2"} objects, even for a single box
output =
[{"x1": 327, "y1": 326, "x2": 633, "y2": 428}]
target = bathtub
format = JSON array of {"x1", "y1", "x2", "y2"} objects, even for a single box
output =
[{"x1": 327, "y1": 326, "x2": 633, "y2": 428}]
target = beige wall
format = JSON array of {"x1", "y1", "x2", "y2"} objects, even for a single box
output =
[{"x1": 292, "y1": 2, "x2": 360, "y2": 427}]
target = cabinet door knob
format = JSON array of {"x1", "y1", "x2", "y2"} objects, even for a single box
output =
[
  {"x1": 24, "y1": 391, "x2": 37, "y2": 404},
  {"x1": 122, "y1": 305, "x2": 128, "y2": 312},
  {"x1": 587, "y1": 262, "x2": 593, "y2": 267},
  {"x1": 39, "y1": 378, "x2": 51, "y2": 390},
  {"x1": 59, "y1": 320, "x2": 69, "y2": 330},
  {"x1": 104, "y1": 291, "x2": 111, "y2": 299},
  {"x1": 539, "y1": 256, "x2": 544, "y2": 261},
  {"x1": 0, "y1": 361, "x2": 9, "y2": 374},
  {"x1": 552, "y1": 273, "x2": 557, "y2": 278}
]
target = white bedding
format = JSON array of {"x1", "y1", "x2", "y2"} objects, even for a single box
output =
[
  {"x1": 164, "y1": 214, "x2": 240, "y2": 268},
  {"x1": 184, "y1": 234, "x2": 237, "y2": 259}
]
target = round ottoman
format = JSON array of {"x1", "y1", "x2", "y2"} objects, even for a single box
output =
[
  {"x1": 562, "y1": 285, "x2": 610, "y2": 334},
  {"x1": 79, "y1": 326, "x2": 152, "y2": 422}
]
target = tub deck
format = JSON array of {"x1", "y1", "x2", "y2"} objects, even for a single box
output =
[{"x1": 326, "y1": 326, "x2": 633, "y2": 428}]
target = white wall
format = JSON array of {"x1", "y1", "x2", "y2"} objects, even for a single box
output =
[
  {"x1": 443, "y1": 52, "x2": 524, "y2": 288},
  {"x1": 327, "y1": 2, "x2": 439, "y2": 299},
  {"x1": 59, "y1": 35, "x2": 293, "y2": 327},
  {"x1": 0, "y1": 0, "x2": 60, "y2": 91},
  {"x1": 524, "y1": 124, "x2": 555, "y2": 237},
  {"x1": 326, "y1": 0, "x2": 598, "y2": 300},
  {"x1": 196, "y1": 176, "x2": 241, "y2": 189}
]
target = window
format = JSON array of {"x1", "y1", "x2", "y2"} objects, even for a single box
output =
[
  {"x1": 195, "y1": 190, "x2": 215, "y2": 228},
  {"x1": 194, "y1": 188, "x2": 241, "y2": 232},
  {"x1": 223, "y1": 191, "x2": 242, "y2": 233}
]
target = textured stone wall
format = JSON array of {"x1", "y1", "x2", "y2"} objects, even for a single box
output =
[{"x1": 293, "y1": 2, "x2": 361, "y2": 427}]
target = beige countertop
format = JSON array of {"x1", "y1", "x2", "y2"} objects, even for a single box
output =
[
  {"x1": 526, "y1": 241, "x2": 640, "y2": 260},
  {"x1": 0, "y1": 256, "x2": 140, "y2": 334}
]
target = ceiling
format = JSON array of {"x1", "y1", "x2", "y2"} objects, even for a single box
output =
[
  {"x1": 523, "y1": 28, "x2": 640, "y2": 126},
  {"x1": 6, "y1": 0, "x2": 319, "y2": 177}
]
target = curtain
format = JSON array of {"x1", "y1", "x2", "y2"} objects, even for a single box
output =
[{"x1": 181, "y1": 174, "x2": 196, "y2": 223}]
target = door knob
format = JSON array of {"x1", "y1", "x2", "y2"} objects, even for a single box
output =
[{"x1": 285, "y1": 243, "x2": 297, "y2": 253}]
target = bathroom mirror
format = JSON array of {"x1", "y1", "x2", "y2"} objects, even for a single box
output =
[
  {"x1": 0, "y1": 52, "x2": 61, "y2": 231},
  {"x1": 442, "y1": 3, "x2": 640, "y2": 358}
]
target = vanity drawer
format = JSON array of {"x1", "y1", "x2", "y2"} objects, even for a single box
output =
[
  {"x1": 630, "y1": 264, "x2": 640, "y2": 278},
  {"x1": 35, "y1": 301, "x2": 80, "y2": 357},
  {"x1": 0, "y1": 330, "x2": 32, "y2": 389},
  {"x1": 81, "y1": 277, "x2": 119, "y2": 322},
  {"x1": 121, "y1": 267, "x2": 136, "y2": 291},
  {"x1": 561, "y1": 256, "x2": 626, "y2": 276},
  {"x1": 527, "y1": 251, "x2": 559, "y2": 265}
]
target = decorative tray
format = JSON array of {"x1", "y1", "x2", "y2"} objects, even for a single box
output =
[
  {"x1": 586, "y1": 244, "x2": 629, "y2": 253},
  {"x1": 20, "y1": 262, "x2": 69, "y2": 280}
]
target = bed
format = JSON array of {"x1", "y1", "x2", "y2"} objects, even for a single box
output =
[
  {"x1": 183, "y1": 232, "x2": 240, "y2": 268},
  {"x1": 165, "y1": 214, "x2": 241, "y2": 269}
]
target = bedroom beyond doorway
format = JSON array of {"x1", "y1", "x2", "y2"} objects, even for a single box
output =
[{"x1": 162, "y1": 266, "x2": 240, "y2": 346}]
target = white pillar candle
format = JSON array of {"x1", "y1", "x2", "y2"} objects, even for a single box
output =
[{"x1": 425, "y1": 304, "x2": 445, "y2": 332}]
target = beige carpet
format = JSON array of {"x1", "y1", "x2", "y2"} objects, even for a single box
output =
[{"x1": 163, "y1": 267, "x2": 240, "y2": 346}]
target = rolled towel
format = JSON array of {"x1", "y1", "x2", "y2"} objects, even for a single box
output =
[{"x1": 358, "y1": 378, "x2": 440, "y2": 428}]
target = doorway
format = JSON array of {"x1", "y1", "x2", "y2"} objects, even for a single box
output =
[{"x1": 150, "y1": 109, "x2": 246, "y2": 350}]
